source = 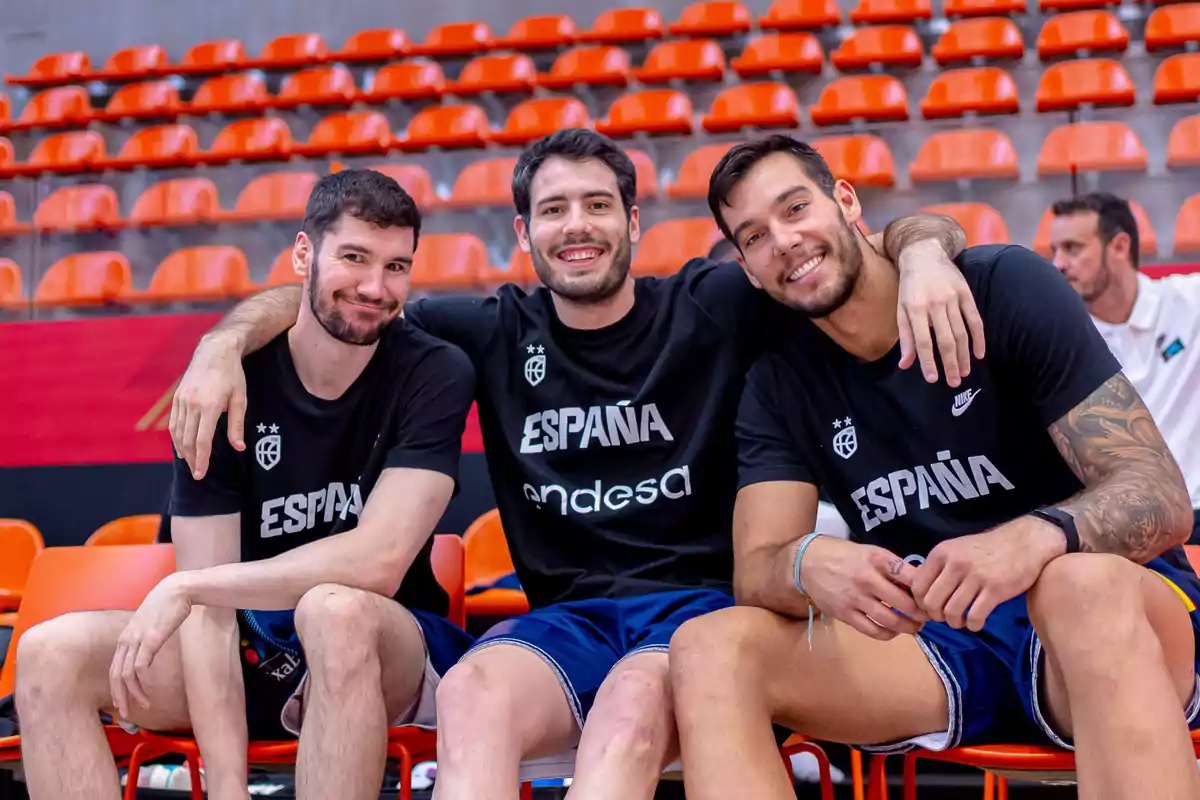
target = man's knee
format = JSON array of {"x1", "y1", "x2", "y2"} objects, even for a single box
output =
[
  {"x1": 295, "y1": 584, "x2": 383, "y2": 682},
  {"x1": 586, "y1": 657, "x2": 672, "y2": 759},
  {"x1": 436, "y1": 656, "x2": 508, "y2": 730},
  {"x1": 1029, "y1": 553, "x2": 1142, "y2": 628},
  {"x1": 16, "y1": 614, "x2": 111, "y2": 709},
  {"x1": 669, "y1": 607, "x2": 767, "y2": 693}
]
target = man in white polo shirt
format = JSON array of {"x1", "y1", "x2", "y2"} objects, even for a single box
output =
[{"x1": 1050, "y1": 192, "x2": 1200, "y2": 541}]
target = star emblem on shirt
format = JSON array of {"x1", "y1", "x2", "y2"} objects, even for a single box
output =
[
  {"x1": 843, "y1": 417, "x2": 852, "y2": 427},
  {"x1": 537, "y1": 345, "x2": 544, "y2": 354},
  {"x1": 256, "y1": 423, "x2": 266, "y2": 433},
  {"x1": 269, "y1": 424, "x2": 279, "y2": 434},
  {"x1": 833, "y1": 417, "x2": 853, "y2": 429},
  {"x1": 526, "y1": 344, "x2": 535, "y2": 354}
]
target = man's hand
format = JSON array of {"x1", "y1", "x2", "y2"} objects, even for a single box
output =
[
  {"x1": 911, "y1": 518, "x2": 1067, "y2": 632},
  {"x1": 799, "y1": 536, "x2": 928, "y2": 641},
  {"x1": 171, "y1": 332, "x2": 248, "y2": 480},
  {"x1": 895, "y1": 239, "x2": 986, "y2": 388},
  {"x1": 110, "y1": 574, "x2": 194, "y2": 720}
]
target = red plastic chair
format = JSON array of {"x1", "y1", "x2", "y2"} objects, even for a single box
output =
[
  {"x1": 464, "y1": 510, "x2": 530, "y2": 618},
  {"x1": 86, "y1": 515, "x2": 162, "y2": 546},
  {"x1": 0, "y1": 520, "x2": 44, "y2": 612}
]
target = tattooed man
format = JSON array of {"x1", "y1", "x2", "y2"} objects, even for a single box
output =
[{"x1": 669, "y1": 136, "x2": 1200, "y2": 800}]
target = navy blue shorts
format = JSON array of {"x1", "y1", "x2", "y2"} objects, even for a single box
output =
[
  {"x1": 466, "y1": 589, "x2": 734, "y2": 727},
  {"x1": 238, "y1": 606, "x2": 475, "y2": 740},
  {"x1": 860, "y1": 555, "x2": 1200, "y2": 754}
]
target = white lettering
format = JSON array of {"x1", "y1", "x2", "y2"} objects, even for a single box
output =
[
  {"x1": 520, "y1": 414, "x2": 543, "y2": 454},
  {"x1": 580, "y1": 407, "x2": 611, "y2": 449},
  {"x1": 851, "y1": 487, "x2": 878, "y2": 532},
  {"x1": 259, "y1": 483, "x2": 364, "y2": 539},
  {"x1": 887, "y1": 469, "x2": 916, "y2": 516},
  {"x1": 522, "y1": 465, "x2": 693, "y2": 515},
  {"x1": 866, "y1": 477, "x2": 896, "y2": 524},
  {"x1": 519, "y1": 403, "x2": 675, "y2": 453},
  {"x1": 607, "y1": 405, "x2": 639, "y2": 445},
  {"x1": 261, "y1": 498, "x2": 284, "y2": 538},
  {"x1": 969, "y1": 455, "x2": 1015, "y2": 495},
  {"x1": 283, "y1": 494, "x2": 306, "y2": 534}
]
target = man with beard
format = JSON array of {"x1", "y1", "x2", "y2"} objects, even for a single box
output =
[
  {"x1": 166, "y1": 129, "x2": 980, "y2": 798},
  {"x1": 668, "y1": 135, "x2": 1200, "y2": 800},
  {"x1": 14, "y1": 170, "x2": 477, "y2": 800},
  {"x1": 1050, "y1": 192, "x2": 1200, "y2": 542}
]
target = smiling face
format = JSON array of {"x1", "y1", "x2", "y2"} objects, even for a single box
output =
[
  {"x1": 720, "y1": 151, "x2": 865, "y2": 317},
  {"x1": 515, "y1": 155, "x2": 640, "y2": 304},
  {"x1": 296, "y1": 213, "x2": 414, "y2": 346}
]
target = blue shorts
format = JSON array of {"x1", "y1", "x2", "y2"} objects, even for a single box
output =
[
  {"x1": 861, "y1": 555, "x2": 1200, "y2": 754},
  {"x1": 238, "y1": 606, "x2": 475, "y2": 740},
  {"x1": 465, "y1": 589, "x2": 734, "y2": 727}
]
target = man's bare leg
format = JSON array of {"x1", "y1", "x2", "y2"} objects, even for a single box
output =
[
  {"x1": 670, "y1": 606, "x2": 948, "y2": 800},
  {"x1": 15, "y1": 611, "x2": 192, "y2": 800},
  {"x1": 567, "y1": 651, "x2": 675, "y2": 800},
  {"x1": 293, "y1": 584, "x2": 430, "y2": 800},
  {"x1": 1028, "y1": 553, "x2": 1200, "y2": 800},
  {"x1": 433, "y1": 644, "x2": 581, "y2": 800}
]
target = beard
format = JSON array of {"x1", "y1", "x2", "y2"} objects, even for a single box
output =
[
  {"x1": 786, "y1": 219, "x2": 865, "y2": 319},
  {"x1": 1078, "y1": 250, "x2": 1114, "y2": 303},
  {"x1": 530, "y1": 233, "x2": 632, "y2": 304},
  {"x1": 308, "y1": 258, "x2": 398, "y2": 346}
]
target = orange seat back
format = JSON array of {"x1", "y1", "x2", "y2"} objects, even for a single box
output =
[
  {"x1": 812, "y1": 134, "x2": 897, "y2": 187},
  {"x1": 463, "y1": 509, "x2": 518, "y2": 590},
  {"x1": 581, "y1": 7, "x2": 665, "y2": 43},
  {"x1": 0, "y1": 192, "x2": 16, "y2": 227},
  {"x1": 703, "y1": 82, "x2": 801, "y2": 133},
  {"x1": 276, "y1": 65, "x2": 358, "y2": 105},
  {"x1": 364, "y1": 162, "x2": 438, "y2": 208},
  {"x1": 633, "y1": 218, "x2": 722, "y2": 276},
  {"x1": 26, "y1": 130, "x2": 105, "y2": 170},
  {"x1": 831, "y1": 25, "x2": 924, "y2": 70},
  {"x1": 16, "y1": 86, "x2": 91, "y2": 126},
  {"x1": 254, "y1": 32, "x2": 328, "y2": 67},
  {"x1": 264, "y1": 246, "x2": 301, "y2": 287},
  {"x1": 128, "y1": 177, "x2": 219, "y2": 227},
  {"x1": 945, "y1": 0, "x2": 1025, "y2": 14},
  {"x1": 190, "y1": 74, "x2": 269, "y2": 113},
  {"x1": 207, "y1": 117, "x2": 292, "y2": 160},
  {"x1": 113, "y1": 123, "x2": 199, "y2": 165},
  {"x1": 455, "y1": 53, "x2": 538, "y2": 94},
  {"x1": 496, "y1": 97, "x2": 591, "y2": 145},
  {"x1": 231, "y1": 171, "x2": 320, "y2": 219},
  {"x1": 0, "y1": 258, "x2": 21, "y2": 306},
  {"x1": 932, "y1": 17, "x2": 1025, "y2": 64},
  {"x1": 449, "y1": 157, "x2": 518, "y2": 207},
  {"x1": 1037, "y1": 11, "x2": 1129, "y2": 58},
  {"x1": 34, "y1": 251, "x2": 131, "y2": 307},
  {"x1": 303, "y1": 111, "x2": 392, "y2": 153},
  {"x1": 336, "y1": 28, "x2": 411, "y2": 61},
  {"x1": 1154, "y1": 53, "x2": 1200, "y2": 105},
  {"x1": 146, "y1": 246, "x2": 251, "y2": 302},
  {"x1": 498, "y1": 14, "x2": 578, "y2": 49},
  {"x1": 1036, "y1": 58, "x2": 1135, "y2": 112},
  {"x1": 416, "y1": 21, "x2": 493, "y2": 57},
  {"x1": 33, "y1": 184, "x2": 120, "y2": 232},
  {"x1": 921, "y1": 66, "x2": 1020, "y2": 118},
  {"x1": 626, "y1": 148, "x2": 661, "y2": 199},
  {"x1": 0, "y1": 94, "x2": 8, "y2": 126},
  {"x1": 910, "y1": 128, "x2": 1019, "y2": 182},
  {"x1": 430, "y1": 534, "x2": 466, "y2": 628},
  {"x1": 732, "y1": 33, "x2": 825, "y2": 78},
  {"x1": 636, "y1": 39, "x2": 727, "y2": 83},
  {"x1": 411, "y1": 233, "x2": 489, "y2": 290},
  {"x1": 86, "y1": 515, "x2": 162, "y2": 547},
  {"x1": 367, "y1": 61, "x2": 446, "y2": 100},
  {"x1": 1168, "y1": 114, "x2": 1200, "y2": 169},
  {"x1": 19, "y1": 51, "x2": 90, "y2": 83},
  {"x1": 669, "y1": 142, "x2": 738, "y2": 199},
  {"x1": 1173, "y1": 194, "x2": 1200, "y2": 255},
  {"x1": 851, "y1": 0, "x2": 933, "y2": 23},
  {"x1": 0, "y1": 520, "x2": 44, "y2": 612},
  {"x1": 97, "y1": 44, "x2": 167, "y2": 77},
  {"x1": 178, "y1": 38, "x2": 246, "y2": 72},
  {"x1": 597, "y1": 89, "x2": 694, "y2": 137},
  {"x1": 760, "y1": 0, "x2": 843, "y2": 29},
  {"x1": 810, "y1": 75, "x2": 909, "y2": 125},
  {"x1": 1037, "y1": 121, "x2": 1147, "y2": 175},
  {"x1": 1146, "y1": 4, "x2": 1200, "y2": 52},
  {"x1": 101, "y1": 80, "x2": 181, "y2": 118},
  {"x1": 0, "y1": 138, "x2": 10, "y2": 168},
  {"x1": 671, "y1": 1, "x2": 754, "y2": 36},
  {"x1": 0, "y1": 544, "x2": 176, "y2": 699},
  {"x1": 542, "y1": 45, "x2": 631, "y2": 87},
  {"x1": 922, "y1": 202, "x2": 1010, "y2": 246},
  {"x1": 400, "y1": 104, "x2": 490, "y2": 150}
]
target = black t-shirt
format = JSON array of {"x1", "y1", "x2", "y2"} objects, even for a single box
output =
[
  {"x1": 169, "y1": 320, "x2": 476, "y2": 618},
  {"x1": 406, "y1": 260, "x2": 786, "y2": 607},
  {"x1": 738, "y1": 244, "x2": 1173, "y2": 562}
]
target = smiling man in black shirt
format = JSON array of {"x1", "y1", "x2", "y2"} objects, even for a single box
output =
[
  {"x1": 668, "y1": 134, "x2": 1200, "y2": 800},
  {"x1": 15, "y1": 170, "x2": 476, "y2": 800},
  {"x1": 165, "y1": 129, "x2": 982, "y2": 798}
]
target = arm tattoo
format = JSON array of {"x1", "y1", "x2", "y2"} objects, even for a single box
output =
[
  {"x1": 1048, "y1": 373, "x2": 1193, "y2": 563},
  {"x1": 882, "y1": 214, "x2": 967, "y2": 263}
]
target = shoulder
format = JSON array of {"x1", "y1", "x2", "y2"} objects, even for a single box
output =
[
  {"x1": 385, "y1": 321, "x2": 475, "y2": 378},
  {"x1": 1154, "y1": 271, "x2": 1200, "y2": 305},
  {"x1": 954, "y1": 244, "x2": 1066, "y2": 308},
  {"x1": 241, "y1": 330, "x2": 289, "y2": 376}
]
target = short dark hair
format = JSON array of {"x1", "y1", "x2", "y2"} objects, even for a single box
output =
[
  {"x1": 303, "y1": 168, "x2": 422, "y2": 252},
  {"x1": 708, "y1": 134, "x2": 838, "y2": 245},
  {"x1": 1051, "y1": 192, "x2": 1139, "y2": 268},
  {"x1": 512, "y1": 128, "x2": 637, "y2": 222}
]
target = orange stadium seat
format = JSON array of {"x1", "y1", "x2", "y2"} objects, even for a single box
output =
[
  {"x1": 8, "y1": 130, "x2": 106, "y2": 177},
  {"x1": 633, "y1": 218, "x2": 722, "y2": 276},
  {"x1": 264, "y1": 246, "x2": 301, "y2": 287},
  {"x1": 944, "y1": 0, "x2": 1026, "y2": 14},
  {"x1": 932, "y1": 18, "x2": 1026, "y2": 65},
  {"x1": 452, "y1": 53, "x2": 539, "y2": 95},
  {"x1": 332, "y1": 28, "x2": 412, "y2": 63},
  {"x1": 0, "y1": 259, "x2": 21, "y2": 306},
  {"x1": 910, "y1": 128, "x2": 1020, "y2": 181},
  {"x1": 411, "y1": 233, "x2": 488, "y2": 291},
  {"x1": 496, "y1": 14, "x2": 578, "y2": 51},
  {"x1": 93, "y1": 123, "x2": 199, "y2": 171},
  {"x1": 812, "y1": 134, "x2": 896, "y2": 187},
  {"x1": 361, "y1": 61, "x2": 447, "y2": 103},
  {"x1": 1037, "y1": 121, "x2": 1147, "y2": 174},
  {"x1": 9, "y1": 85, "x2": 92, "y2": 131},
  {"x1": 731, "y1": 33, "x2": 825, "y2": 78},
  {"x1": 495, "y1": 245, "x2": 538, "y2": 286},
  {"x1": 293, "y1": 111, "x2": 393, "y2": 157},
  {"x1": 6, "y1": 50, "x2": 90, "y2": 88},
  {"x1": 186, "y1": 73, "x2": 270, "y2": 115},
  {"x1": 124, "y1": 177, "x2": 219, "y2": 228},
  {"x1": 634, "y1": 39, "x2": 727, "y2": 83},
  {"x1": 669, "y1": 1, "x2": 755, "y2": 36},
  {"x1": 809, "y1": 75, "x2": 909, "y2": 125},
  {"x1": 579, "y1": 7, "x2": 666, "y2": 44},
  {"x1": 702, "y1": 82, "x2": 801, "y2": 132},
  {"x1": 447, "y1": 157, "x2": 518, "y2": 207},
  {"x1": 1033, "y1": 201, "x2": 1158, "y2": 255},
  {"x1": 0, "y1": 520, "x2": 43, "y2": 611},
  {"x1": 1167, "y1": 114, "x2": 1200, "y2": 170},
  {"x1": 595, "y1": 89, "x2": 695, "y2": 137},
  {"x1": 1039, "y1": 0, "x2": 1115, "y2": 12},
  {"x1": 627, "y1": 148, "x2": 661, "y2": 199},
  {"x1": 759, "y1": 0, "x2": 843, "y2": 29},
  {"x1": 1036, "y1": 58, "x2": 1135, "y2": 112},
  {"x1": 33, "y1": 184, "x2": 120, "y2": 233},
  {"x1": 463, "y1": 509, "x2": 531, "y2": 618},
  {"x1": 169, "y1": 38, "x2": 247, "y2": 77},
  {"x1": 1037, "y1": 11, "x2": 1129, "y2": 59},
  {"x1": 1174, "y1": 194, "x2": 1200, "y2": 254},
  {"x1": 92, "y1": 80, "x2": 182, "y2": 123},
  {"x1": 236, "y1": 32, "x2": 328, "y2": 70},
  {"x1": 493, "y1": 97, "x2": 590, "y2": 146},
  {"x1": 0, "y1": 94, "x2": 9, "y2": 130},
  {"x1": 194, "y1": 117, "x2": 292, "y2": 165},
  {"x1": 83, "y1": 44, "x2": 167, "y2": 82},
  {"x1": 395, "y1": 104, "x2": 490, "y2": 150},
  {"x1": 920, "y1": 67, "x2": 1019, "y2": 118},
  {"x1": 34, "y1": 251, "x2": 132, "y2": 307},
  {"x1": 86, "y1": 515, "x2": 162, "y2": 547},
  {"x1": 831, "y1": 25, "x2": 925, "y2": 70},
  {"x1": 923, "y1": 202, "x2": 1010, "y2": 245},
  {"x1": 539, "y1": 46, "x2": 632, "y2": 88},
  {"x1": 139, "y1": 245, "x2": 253, "y2": 303},
  {"x1": 270, "y1": 65, "x2": 359, "y2": 109},
  {"x1": 0, "y1": 138, "x2": 13, "y2": 177},
  {"x1": 668, "y1": 143, "x2": 736, "y2": 199},
  {"x1": 1156, "y1": 55, "x2": 1200, "y2": 104},
  {"x1": 214, "y1": 171, "x2": 319, "y2": 223},
  {"x1": 1146, "y1": 4, "x2": 1200, "y2": 52},
  {"x1": 411, "y1": 21, "x2": 494, "y2": 58},
  {"x1": 364, "y1": 162, "x2": 440, "y2": 209},
  {"x1": 851, "y1": 0, "x2": 933, "y2": 24},
  {"x1": 0, "y1": 192, "x2": 28, "y2": 236}
]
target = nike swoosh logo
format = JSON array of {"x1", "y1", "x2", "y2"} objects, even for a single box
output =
[{"x1": 951, "y1": 389, "x2": 981, "y2": 417}]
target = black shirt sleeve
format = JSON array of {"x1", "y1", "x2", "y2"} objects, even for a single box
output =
[
  {"x1": 980, "y1": 245, "x2": 1122, "y2": 427},
  {"x1": 168, "y1": 413, "x2": 244, "y2": 517},
  {"x1": 383, "y1": 343, "x2": 477, "y2": 488},
  {"x1": 686, "y1": 259, "x2": 794, "y2": 347},
  {"x1": 403, "y1": 295, "x2": 498, "y2": 361},
  {"x1": 736, "y1": 357, "x2": 818, "y2": 490}
]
